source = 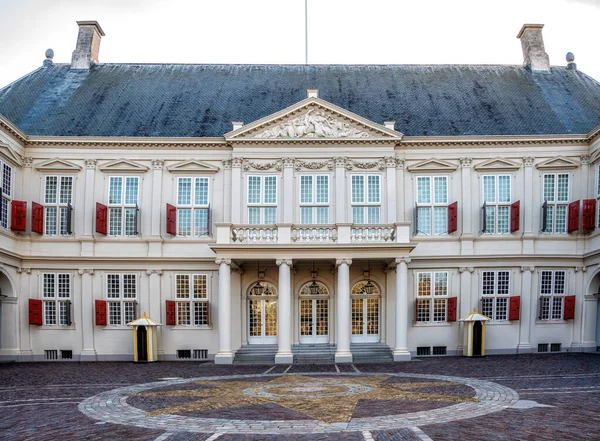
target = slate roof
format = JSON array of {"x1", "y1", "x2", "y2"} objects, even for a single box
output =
[{"x1": 0, "y1": 63, "x2": 599, "y2": 138}]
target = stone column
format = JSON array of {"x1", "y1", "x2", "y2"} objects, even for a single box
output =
[
  {"x1": 459, "y1": 157, "x2": 473, "y2": 254},
  {"x1": 215, "y1": 258, "x2": 234, "y2": 364},
  {"x1": 282, "y1": 159, "x2": 295, "y2": 224},
  {"x1": 518, "y1": 266, "x2": 534, "y2": 353},
  {"x1": 222, "y1": 160, "x2": 232, "y2": 222},
  {"x1": 335, "y1": 258, "x2": 352, "y2": 363},
  {"x1": 231, "y1": 158, "x2": 243, "y2": 224},
  {"x1": 395, "y1": 158, "x2": 405, "y2": 222},
  {"x1": 458, "y1": 267, "x2": 474, "y2": 352},
  {"x1": 79, "y1": 269, "x2": 96, "y2": 360},
  {"x1": 385, "y1": 157, "x2": 397, "y2": 224},
  {"x1": 334, "y1": 157, "x2": 347, "y2": 223},
  {"x1": 276, "y1": 259, "x2": 293, "y2": 364},
  {"x1": 571, "y1": 266, "x2": 586, "y2": 350},
  {"x1": 146, "y1": 270, "x2": 162, "y2": 322},
  {"x1": 82, "y1": 159, "x2": 97, "y2": 256},
  {"x1": 523, "y1": 157, "x2": 535, "y2": 254},
  {"x1": 393, "y1": 258, "x2": 411, "y2": 361}
]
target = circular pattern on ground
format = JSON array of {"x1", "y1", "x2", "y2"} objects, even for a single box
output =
[{"x1": 78, "y1": 372, "x2": 519, "y2": 435}]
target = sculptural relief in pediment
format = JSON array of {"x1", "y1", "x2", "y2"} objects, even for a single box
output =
[{"x1": 255, "y1": 109, "x2": 371, "y2": 139}]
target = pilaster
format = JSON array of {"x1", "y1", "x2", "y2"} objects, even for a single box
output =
[
  {"x1": 282, "y1": 158, "x2": 295, "y2": 224},
  {"x1": 231, "y1": 158, "x2": 243, "y2": 224},
  {"x1": 334, "y1": 157, "x2": 347, "y2": 223},
  {"x1": 522, "y1": 157, "x2": 535, "y2": 254},
  {"x1": 518, "y1": 266, "x2": 535, "y2": 353},
  {"x1": 458, "y1": 267, "x2": 474, "y2": 352},
  {"x1": 223, "y1": 160, "x2": 232, "y2": 222},
  {"x1": 460, "y1": 158, "x2": 474, "y2": 254},
  {"x1": 79, "y1": 269, "x2": 96, "y2": 360},
  {"x1": 395, "y1": 158, "x2": 405, "y2": 222},
  {"x1": 385, "y1": 157, "x2": 397, "y2": 224}
]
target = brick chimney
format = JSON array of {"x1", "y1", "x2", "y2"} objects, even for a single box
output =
[
  {"x1": 516, "y1": 24, "x2": 550, "y2": 71},
  {"x1": 71, "y1": 21, "x2": 105, "y2": 69}
]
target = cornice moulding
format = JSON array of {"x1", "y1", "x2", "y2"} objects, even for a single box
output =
[
  {"x1": 535, "y1": 156, "x2": 580, "y2": 170},
  {"x1": 98, "y1": 158, "x2": 150, "y2": 173},
  {"x1": 407, "y1": 158, "x2": 459, "y2": 172},
  {"x1": 34, "y1": 158, "x2": 83, "y2": 172},
  {"x1": 473, "y1": 157, "x2": 522, "y2": 171},
  {"x1": 167, "y1": 159, "x2": 220, "y2": 174}
]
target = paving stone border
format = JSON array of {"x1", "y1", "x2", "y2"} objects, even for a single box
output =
[{"x1": 78, "y1": 372, "x2": 519, "y2": 435}]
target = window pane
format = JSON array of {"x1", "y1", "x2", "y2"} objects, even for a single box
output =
[
  {"x1": 45, "y1": 301, "x2": 56, "y2": 325},
  {"x1": 248, "y1": 177, "x2": 261, "y2": 204},
  {"x1": 417, "y1": 177, "x2": 430, "y2": 204},
  {"x1": 195, "y1": 178, "x2": 209, "y2": 205},
  {"x1": 498, "y1": 176, "x2": 511, "y2": 203},
  {"x1": 124, "y1": 208, "x2": 137, "y2": 235},
  {"x1": 194, "y1": 209, "x2": 208, "y2": 236},
  {"x1": 417, "y1": 273, "x2": 431, "y2": 296},
  {"x1": 316, "y1": 175, "x2": 328, "y2": 203},
  {"x1": 176, "y1": 275, "x2": 189, "y2": 298},
  {"x1": 60, "y1": 177, "x2": 73, "y2": 204},
  {"x1": 59, "y1": 301, "x2": 69, "y2": 325},
  {"x1": 178, "y1": 178, "x2": 192, "y2": 205},
  {"x1": 316, "y1": 207, "x2": 329, "y2": 224},
  {"x1": 125, "y1": 177, "x2": 138, "y2": 205},
  {"x1": 194, "y1": 302, "x2": 208, "y2": 325},
  {"x1": 367, "y1": 175, "x2": 380, "y2": 203},
  {"x1": 483, "y1": 176, "x2": 495, "y2": 203},
  {"x1": 482, "y1": 271, "x2": 495, "y2": 295},
  {"x1": 555, "y1": 205, "x2": 567, "y2": 233},
  {"x1": 352, "y1": 206, "x2": 364, "y2": 224},
  {"x1": 109, "y1": 208, "x2": 122, "y2": 235},
  {"x1": 367, "y1": 206, "x2": 380, "y2": 224},
  {"x1": 58, "y1": 274, "x2": 70, "y2": 298},
  {"x1": 45, "y1": 176, "x2": 58, "y2": 204},
  {"x1": 193, "y1": 275, "x2": 207, "y2": 299},
  {"x1": 498, "y1": 271, "x2": 510, "y2": 295},
  {"x1": 2, "y1": 164, "x2": 11, "y2": 196},
  {"x1": 554, "y1": 271, "x2": 566, "y2": 294},
  {"x1": 177, "y1": 302, "x2": 190, "y2": 325},
  {"x1": 496, "y1": 297, "x2": 508, "y2": 321},
  {"x1": 300, "y1": 207, "x2": 313, "y2": 224},
  {"x1": 248, "y1": 207, "x2": 260, "y2": 224},
  {"x1": 43, "y1": 274, "x2": 55, "y2": 297},
  {"x1": 497, "y1": 206, "x2": 509, "y2": 234},
  {"x1": 540, "y1": 271, "x2": 553, "y2": 295},
  {"x1": 433, "y1": 299, "x2": 446, "y2": 322},
  {"x1": 107, "y1": 275, "x2": 120, "y2": 298},
  {"x1": 482, "y1": 298, "x2": 494, "y2": 318},
  {"x1": 300, "y1": 176, "x2": 312, "y2": 204},
  {"x1": 557, "y1": 174, "x2": 569, "y2": 202},
  {"x1": 59, "y1": 207, "x2": 69, "y2": 235},
  {"x1": 108, "y1": 302, "x2": 121, "y2": 325},
  {"x1": 109, "y1": 177, "x2": 122, "y2": 204},
  {"x1": 484, "y1": 206, "x2": 495, "y2": 233},
  {"x1": 545, "y1": 206, "x2": 554, "y2": 232},
  {"x1": 45, "y1": 207, "x2": 57, "y2": 235},
  {"x1": 434, "y1": 272, "x2": 448, "y2": 296},
  {"x1": 177, "y1": 209, "x2": 191, "y2": 236},
  {"x1": 433, "y1": 177, "x2": 447, "y2": 204},
  {"x1": 263, "y1": 207, "x2": 276, "y2": 224},
  {"x1": 417, "y1": 207, "x2": 431, "y2": 235},
  {"x1": 124, "y1": 302, "x2": 136, "y2": 324},
  {"x1": 123, "y1": 275, "x2": 136, "y2": 298},
  {"x1": 264, "y1": 176, "x2": 277, "y2": 204},
  {"x1": 433, "y1": 207, "x2": 447, "y2": 235},
  {"x1": 352, "y1": 176, "x2": 364, "y2": 203},
  {"x1": 0, "y1": 198, "x2": 7, "y2": 228},
  {"x1": 543, "y1": 175, "x2": 555, "y2": 202}
]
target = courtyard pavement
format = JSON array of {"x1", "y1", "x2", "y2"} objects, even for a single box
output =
[{"x1": 0, "y1": 353, "x2": 599, "y2": 440}]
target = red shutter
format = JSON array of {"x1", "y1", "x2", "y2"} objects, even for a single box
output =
[
  {"x1": 510, "y1": 200, "x2": 520, "y2": 233},
  {"x1": 582, "y1": 199, "x2": 596, "y2": 231},
  {"x1": 31, "y1": 202, "x2": 44, "y2": 234},
  {"x1": 447, "y1": 202, "x2": 458, "y2": 233},
  {"x1": 11, "y1": 200, "x2": 27, "y2": 231},
  {"x1": 166, "y1": 300, "x2": 176, "y2": 325},
  {"x1": 447, "y1": 297, "x2": 457, "y2": 322},
  {"x1": 29, "y1": 299, "x2": 43, "y2": 325},
  {"x1": 563, "y1": 295, "x2": 576, "y2": 320},
  {"x1": 568, "y1": 200, "x2": 580, "y2": 233},
  {"x1": 95, "y1": 299, "x2": 107, "y2": 326},
  {"x1": 96, "y1": 203, "x2": 108, "y2": 235},
  {"x1": 166, "y1": 203, "x2": 177, "y2": 236},
  {"x1": 509, "y1": 296, "x2": 521, "y2": 320}
]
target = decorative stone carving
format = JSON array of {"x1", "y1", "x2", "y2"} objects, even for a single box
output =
[
  {"x1": 580, "y1": 154, "x2": 592, "y2": 165},
  {"x1": 215, "y1": 258, "x2": 232, "y2": 265},
  {"x1": 231, "y1": 158, "x2": 243, "y2": 168},
  {"x1": 151, "y1": 159, "x2": 164, "y2": 170},
  {"x1": 276, "y1": 259, "x2": 293, "y2": 267},
  {"x1": 459, "y1": 267, "x2": 474, "y2": 273},
  {"x1": 146, "y1": 269, "x2": 163, "y2": 276},
  {"x1": 243, "y1": 160, "x2": 282, "y2": 172},
  {"x1": 396, "y1": 158, "x2": 405, "y2": 170},
  {"x1": 459, "y1": 157, "x2": 473, "y2": 168},
  {"x1": 523, "y1": 157, "x2": 535, "y2": 167},
  {"x1": 336, "y1": 258, "x2": 353, "y2": 267},
  {"x1": 294, "y1": 159, "x2": 335, "y2": 171},
  {"x1": 575, "y1": 266, "x2": 587, "y2": 273},
  {"x1": 282, "y1": 158, "x2": 295, "y2": 168},
  {"x1": 520, "y1": 266, "x2": 535, "y2": 272},
  {"x1": 394, "y1": 257, "x2": 411, "y2": 266},
  {"x1": 78, "y1": 269, "x2": 94, "y2": 276},
  {"x1": 346, "y1": 158, "x2": 385, "y2": 171},
  {"x1": 334, "y1": 157, "x2": 347, "y2": 167},
  {"x1": 222, "y1": 159, "x2": 232, "y2": 169},
  {"x1": 385, "y1": 157, "x2": 398, "y2": 168},
  {"x1": 85, "y1": 159, "x2": 97, "y2": 169},
  {"x1": 256, "y1": 110, "x2": 371, "y2": 139},
  {"x1": 22, "y1": 157, "x2": 33, "y2": 168},
  {"x1": 16, "y1": 268, "x2": 32, "y2": 274}
]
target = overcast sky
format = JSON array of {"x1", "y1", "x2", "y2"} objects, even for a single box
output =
[{"x1": 0, "y1": 0, "x2": 599, "y2": 89}]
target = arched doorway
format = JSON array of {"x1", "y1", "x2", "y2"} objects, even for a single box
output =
[
  {"x1": 351, "y1": 280, "x2": 381, "y2": 343},
  {"x1": 298, "y1": 281, "x2": 329, "y2": 344},
  {"x1": 247, "y1": 281, "x2": 278, "y2": 344}
]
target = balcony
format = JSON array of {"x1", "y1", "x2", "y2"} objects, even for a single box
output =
[{"x1": 216, "y1": 223, "x2": 411, "y2": 245}]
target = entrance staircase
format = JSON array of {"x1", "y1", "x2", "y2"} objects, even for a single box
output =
[
  {"x1": 292, "y1": 344, "x2": 336, "y2": 364},
  {"x1": 350, "y1": 343, "x2": 394, "y2": 363},
  {"x1": 233, "y1": 344, "x2": 277, "y2": 364}
]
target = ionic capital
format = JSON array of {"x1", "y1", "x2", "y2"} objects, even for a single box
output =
[
  {"x1": 146, "y1": 269, "x2": 163, "y2": 276},
  {"x1": 276, "y1": 259, "x2": 293, "y2": 267},
  {"x1": 216, "y1": 258, "x2": 232, "y2": 266},
  {"x1": 85, "y1": 159, "x2": 97, "y2": 169},
  {"x1": 459, "y1": 267, "x2": 474, "y2": 274},
  {"x1": 523, "y1": 157, "x2": 535, "y2": 167},
  {"x1": 394, "y1": 257, "x2": 411, "y2": 266},
  {"x1": 520, "y1": 266, "x2": 535, "y2": 273},
  {"x1": 336, "y1": 258, "x2": 352, "y2": 267}
]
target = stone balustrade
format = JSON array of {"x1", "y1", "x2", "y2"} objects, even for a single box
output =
[
  {"x1": 351, "y1": 225, "x2": 396, "y2": 242},
  {"x1": 291, "y1": 225, "x2": 337, "y2": 243},
  {"x1": 231, "y1": 226, "x2": 278, "y2": 243}
]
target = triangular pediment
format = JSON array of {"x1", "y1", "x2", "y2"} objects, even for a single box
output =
[
  {"x1": 407, "y1": 158, "x2": 458, "y2": 172},
  {"x1": 0, "y1": 143, "x2": 22, "y2": 167},
  {"x1": 535, "y1": 156, "x2": 579, "y2": 170},
  {"x1": 474, "y1": 157, "x2": 521, "y2": 172},
  {"x1": 226, "y1": 97, "x2": 403, "y2": 141},
  {"x1": 167, "y1": 159, "x2": 220, "y2": 174},
  {"x1": 99, "y1": 159, "x2": 149, "y2": 173},
  {"x1": 35, "y1": 158, "x2": 82, "y2": 172}
]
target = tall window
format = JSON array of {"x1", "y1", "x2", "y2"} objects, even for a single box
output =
[
  {"x1": 416, "y1": 271, "x2": 448, "y2": 322},
  {"x1": 175, "y1": 274, "x2": 209, "y2": 326},
  {"x1": 539, "y1": 270, "x2": 566, "y2": 320},
  {"x1": 106, "y1": 274, "x2": 137, "y2": 326},
  {"x1": 42, "y1": 273, "x2": 71, "y2": 325},
  {"x1": 44, "y1": 176, "x2": 73, "y2": 235},
  {"x1": 481, "y1": 271, "x2": 510, "y2": 321},
  {"x1": 596, "y1": 165, "x2": 600, "y2": 228},
  {"x1": 542, "y1": 173, "x2": 569, "y2": 233},
  {"x1": 299, "y1": 175, "x2": 329, "y2": 224},
  {"x1": 176, "y1": 177, "x2": 209, "y2": 236},
  {"x1": 416, "y1": 176, "x2": 448, "y2": 235},
  {"x1": 351, "y1": 175, "x2": 380, "y2": 224},
  {"x1": 482, "y1": 175, "x2": 511, "y2": 234},
  {"x1": 247, "y1": 175, "x2": 277, "y2": 224},
  {"x1": 0, "y1": 161, "x2": 12, "y2": 228},
  {"x1": 108, "y1": 176, "x2": 139, "y2": 236}
]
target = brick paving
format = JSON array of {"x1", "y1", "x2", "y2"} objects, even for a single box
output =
[{"x1": 0, "y1": 353, "x2": 598, "y2": 440}]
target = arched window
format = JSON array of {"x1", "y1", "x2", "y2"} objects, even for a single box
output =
[
  {"x1": 299, "y1": 281, "x2": 329, "y2": 296},
  {"x1": 247, "y1": 281, "x2": 277, "y2": 297},
  {"x1": 351, "y1": 280, "x2": 381, "y2": 296},
  {"x1": 351, "y1": 280, "x2": 381, "y2": 343}
]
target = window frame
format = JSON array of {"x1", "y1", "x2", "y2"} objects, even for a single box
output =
[
  {"x1": 480, "y1": 270, "x2": 511, "y2": 321},
  {"x1": 175, "y1": 176, "x2": 210, "y2": 237},
  {"x1": 596, "y1": 165, "x2": 600, "y2": 229},
  {"x1": 0, "y1": 160, "x2": 13, "y2": 229},
  {"x1": 538, "y1": 270, "x2": 567, "y2": 320},
  {"x1": 105, "y1": 273, "x2": 138, "y2": 327},
  {"x1": 415, "y1": 271, "x2": 449, "y2": 323},
  {"x1": 481, "y1": 175, "x2": 512, "y2": 234},
  {"x1": 246, "y1": 175, "x2": 278, "y2": 225},
  {"x1": 541, "y1": 173, "x2": 570, "y2": 234},
  {"x1": 43, "y1": 175, "x2": 73, "y2": 236},
  {"x1": 298, "y1": 174, "x2": 330, "y2": 224},
  {"x1": 415, "y1": 175, "x2": 449, "y2": 236},
  {"x1": 174, "y1": 273, "x2": 209, "y2": 327},
  {"x1": 107, "y1": 176, "x2": 140, "y2": 236},
  {"x1": 350, "y1": 173, "x2": 381, "y2": 224},
  {"x1": 42, "y1": 272, "x2": 71, "y2": 326}
]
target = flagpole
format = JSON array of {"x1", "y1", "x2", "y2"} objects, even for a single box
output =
[{"x1": 305, "y1": 0, "x2": 308, "y2": 64}]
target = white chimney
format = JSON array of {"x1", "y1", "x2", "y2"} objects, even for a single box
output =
[
  {"x1": 71, "y1": 21, "x2": 105, "y2": 69},
  {"x1": 516, "y1": 24, "x2": 550, "y2": 71}
]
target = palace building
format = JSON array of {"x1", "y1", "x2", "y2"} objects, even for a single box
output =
[{"x1": 0, "y1": 21, "x2": 599, "y2": 363}]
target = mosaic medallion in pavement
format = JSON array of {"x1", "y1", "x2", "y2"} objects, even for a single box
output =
[{"x1": 79, "y1": 372, "x2": 519, "y2": 434}]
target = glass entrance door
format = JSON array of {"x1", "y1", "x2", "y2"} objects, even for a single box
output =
[
  {"x1": 299, "y1": 298, "x2": 329, "y2": 344},
  {"x1": 248, "y1": 299, "x2": 278, "y2": 344}
]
